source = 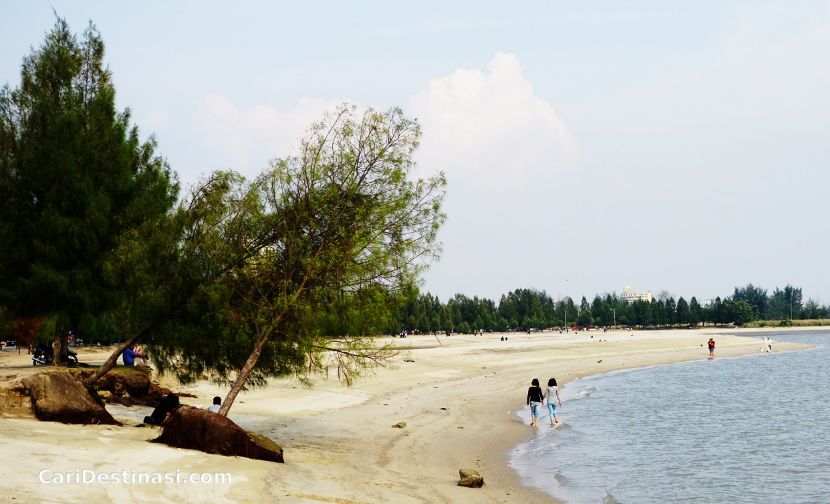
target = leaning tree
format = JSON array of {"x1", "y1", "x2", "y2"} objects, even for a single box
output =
[{"x1": 148, "y1": 105, "x2": 446, "y2": 415}]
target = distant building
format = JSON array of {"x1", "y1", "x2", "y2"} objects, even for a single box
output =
[{"x1": 622, "y1": 286, "x2": 653, "y2": 303}]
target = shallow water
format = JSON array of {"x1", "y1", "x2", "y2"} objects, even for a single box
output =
[{"x1": 509, "y1": 332, "x2": 830, "y2": 504}]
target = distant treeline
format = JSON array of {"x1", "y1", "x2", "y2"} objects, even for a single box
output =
[
  {"x1": 4, "y1": 283, "x2": 825, "y2": 343},
  {"x1": 390, "y1": 283, "x2": 829, "y2": 333}
]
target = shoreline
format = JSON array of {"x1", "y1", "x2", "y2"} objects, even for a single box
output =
[
  {"x1": 478, "y1": 327, "x2": 816, "y2": 503},
  {"x1": 0, "y1": 327, "x2": 817, "y2": 503}
]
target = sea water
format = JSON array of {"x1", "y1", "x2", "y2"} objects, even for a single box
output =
[{"x1": 509, "y1": 332, "x2": 830, "y2": 504}]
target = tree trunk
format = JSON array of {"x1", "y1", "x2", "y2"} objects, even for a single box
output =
[
  {"x1": 82, "y1": 322, "x2": 150, "y2": 389},
  {"x1": 59, "y1": 331, "x2": 69, "y2": 363},
  {"x1": 53, "y1": 314, "x2": 71, "y2": 365},
  {"x1": 52, "y1": 335, "x2": 60, "y2": 366},
  {"x1": 219, "y1": 326, "x2": 272, "y2": 416}
]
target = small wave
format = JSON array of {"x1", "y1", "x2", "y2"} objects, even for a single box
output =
[
  {"x1": 604, "y1": 490, "x2": 622, "y2": 504},
  {"x1": 524, "y1": 442, "x2": 559, "y2": 457},
  {"x1": 576, "y1": 387, "x2": 597, "y2": 399},
  {"x1": 554, "y1": 468, "x2": 570, "y2": 486},
  {"x1": 576, "y1": 385, "x2": 596, "y2": 398}
]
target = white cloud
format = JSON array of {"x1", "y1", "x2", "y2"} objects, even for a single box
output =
[
  {"x1": 194, "y1": 52, "x2": 574, "y2": 190},
  {"x1": 409, "y1": 52, "x2": 575, "y2": 185},
  {"x1": 197, "y1": 94, "x2": 340, "y2": 179}
]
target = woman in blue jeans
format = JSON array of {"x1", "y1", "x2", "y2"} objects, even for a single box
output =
[
  {"x1": 544, "y1": 377, "x2": 562, "y2": 426},
  {"x1": 526, "y1": 378, "x2": 544, "y2": 427}
]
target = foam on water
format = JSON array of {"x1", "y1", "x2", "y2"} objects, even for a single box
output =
[{"x1": 509, "y1": 332, "x2": 830, "y2": 504}]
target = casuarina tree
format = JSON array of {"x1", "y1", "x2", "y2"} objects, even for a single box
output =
[
  {"x1": 0, "y1": 18, "x2": 177, "y2": 363},
  {"x1": 148, "y1": 105, "x2": 446, "y2": 415}
]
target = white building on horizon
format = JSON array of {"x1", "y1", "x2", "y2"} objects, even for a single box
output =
[{"x1": 621, "y1": 286, "x2": 653, "y2": 303}]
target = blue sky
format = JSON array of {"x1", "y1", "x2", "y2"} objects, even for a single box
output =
[{"x1": 3, "y1": 1, "x2": 829, "y2": 303}]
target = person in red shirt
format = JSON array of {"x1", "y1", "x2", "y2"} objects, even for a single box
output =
[{"x1": 708, "y1": 338, "x2": 716, "y2": 356}]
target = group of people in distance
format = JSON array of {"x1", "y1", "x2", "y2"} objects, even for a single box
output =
[{"x1": 526, "y1": 377, "x2": 562, "y2": 427}]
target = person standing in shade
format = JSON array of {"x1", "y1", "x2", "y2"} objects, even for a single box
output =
[
  {"x1": 526, "y1": 378, "x2": 544, "y2": 427},
  {"x1": 544, "y1": 377, "x2": 562, "y2": 426},
  {"x1": 708, "y1": 337, "x2": 716, "y2": 356}
]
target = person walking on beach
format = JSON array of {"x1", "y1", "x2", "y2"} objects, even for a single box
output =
[
  {"x1": 527, "y1": 378, "x2": 544, "y2": 427},
  {"x1": 707, "y1": 338, "x2": 716, "y2": 356},
  {"x1": 544, "y1": 377, "x2": 562, "y2": 426}
]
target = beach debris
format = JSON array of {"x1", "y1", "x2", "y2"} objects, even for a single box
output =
[
  {"x1": 440, "y1": 407, "x2": 448, "y2": 410},
  {"x1": 393, "y1": 421, "x2": 407, "y2": 428},
  {"x1": 22, "y1": 372, "x2": 119, "y2": 425},
  {"x1": 403, "y1": 359, "x2": 415, "y2": 362},
  {"x1": 153, "y1": 406, "x2": 284, "y2": 463},
  {"x1": 458, "y1": 468, "x2": 484, "y2": 488}
]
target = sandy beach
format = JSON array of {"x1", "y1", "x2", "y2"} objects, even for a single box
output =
[{"x1": 0, "y1": 327, "x2": 813, "y2": 503}]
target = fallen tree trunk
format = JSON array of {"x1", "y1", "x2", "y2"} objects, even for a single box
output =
[{"x1": 153, "y1": 406, "x2": 284, "y2": 463}]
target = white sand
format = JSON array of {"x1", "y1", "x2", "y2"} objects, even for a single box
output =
[{"x1": 0, "y1": 328, "x2": 812, "y2": 503}]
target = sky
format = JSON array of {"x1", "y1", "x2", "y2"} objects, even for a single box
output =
[{"x1": 3, "y1": 1, "x2": 829, "y2": 304}]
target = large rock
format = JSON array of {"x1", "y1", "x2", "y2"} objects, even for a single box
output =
[
  {"x1": 21, "y1": 372, "x2": 118, "y2": 425},
  {"x1": 153, "y1": 406, "x2": 284, "y2": 463},
  {"x1": 458, "y1": 468, "x2": 485, "y2": 488},
  {"x1": 0, "y1": 379, "x2": 33, "y2": 418}
]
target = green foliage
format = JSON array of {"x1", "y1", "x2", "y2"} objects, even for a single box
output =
[
  {"x1": 689, "y1": 297, "x2": 702, "y2": 325},
  {"x1": 0, "y1": 17, "x2": 177, "y2": 333},
  {"x1": 768, "y1": 285, "x2": 802, "y2": 320},
  {"x1": 733, "y1": 284, "x2": 767, "y2": 318},
  {"x1": 149, "y1": 105, "x2": 446, "y2": 388},
  {"x1": 727, "y1": 300, "x2": 756, "y2": 326},
  {"x1": 577, "y1": 296, "x2": 593, "y2": 326},
  {"x1": 389, "y1": 282, "x2": 830, "y2": 332},
  {"x1": 676, "y1": 297, "x2": 690, "y2": 324}
]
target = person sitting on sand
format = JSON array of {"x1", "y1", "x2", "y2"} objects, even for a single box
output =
[
  {"x1": 544, "y1": 377, "x2": 562, "y2": 426},
  {"x1": 708, "y1": 338, "x2": 716, "y2": 356},
  {"x1": 526, "y1": 378, "x2": 544, "y2": 427},
  {"x1": 208, "y1": 396, "x2": 222, "y2": 413},
  {"x1": 143, "y1": 394, "x2": 180, "y2": 425}
]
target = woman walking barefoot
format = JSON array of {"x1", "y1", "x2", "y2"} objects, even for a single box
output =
[
  {"x1": 544, "y1": 378, "x2": 562, "y2": 426},
  {"x1": 527, "y1": 378, "x2": 544, "y2": 427}
]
